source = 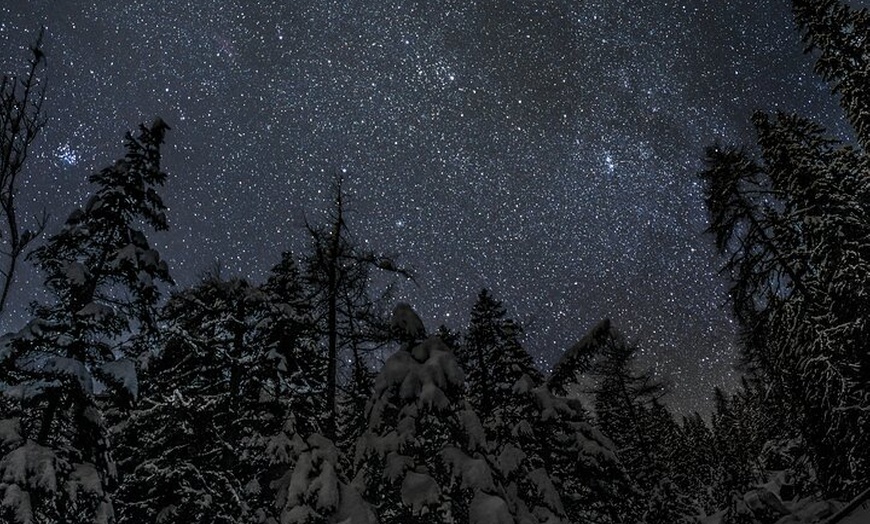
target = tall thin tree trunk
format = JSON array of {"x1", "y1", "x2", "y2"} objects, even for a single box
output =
[
  {"x1": 0, "y1": 35, "x2": 46, "y2": 316},
  {"x1": 324, "y1": 186, "x2": 343, "y2": 441}
]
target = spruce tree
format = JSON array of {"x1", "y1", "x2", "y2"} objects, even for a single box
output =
[
  {"x1": 595, "y1": 363, "x2": 684, "y2": 524},
  {"x1": 260, "y1": 254, "x2": 375, "y2": 524},
  {"x1": 457, "y1": 289, "x2": 542, "y2": 416},
  {"x1": 793, "y1": 0, "x2": 870, "y2": 148},
  {"x1": 703, "y1": 379, "x2": 818, "y2": 523},
  {"x1": 0, "y1": 120, "x2": 172, "y2": 524},
  {"x1": 509, "y1": 380, "x2": 629, "y2": 524},
  {"x1": 354, "y1": 306, "x2": 515, "y2": 524},
  {"x1": 700, "y1": 111, "x2": 870, "y2": 497},
  {"x1": 114, "y1": 271, "x2": 307, "y2": 523}
]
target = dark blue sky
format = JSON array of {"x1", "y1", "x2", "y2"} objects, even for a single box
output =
[{"x1": 0, "y1": 1, "x2": 851, "y2": 412}]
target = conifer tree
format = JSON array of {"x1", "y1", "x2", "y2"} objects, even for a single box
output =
[
  {"x1": 672, "y1": 412, "x2": 718, "y2": 514},
  {"x1": 505, "y1": 377, "x2": 630, "y2": 524},
  {"x1": 456, "y1": 289, "x2": 623, "y2": 524},
  {"x1": 574, "y1": 325, "x2": 667, "y2": 482},
  {"x1": 303, "y1": 177, "x2": 411, "y2": 444},
  {"x1": 433, "y1": 324, "x2": 461, "y2": 352},
  {"x1": 260, "y1": 251, "x2": 326, "y2": 436},
  {"x1": 459, "y1": 291, "x2": 563, "y2": 522},
  {"x1": 274, "y1": 432, "x2": 376, "y2": 524},
  {"x1": 0, "y1": 120, "x2": 172, "y2": 524},
  {"x1": 700, "y1": 110, "x2": 870, "y2": 497},
  {"x1": 793, "y1": 0, "x2": 870, "y2": 148},
  {"x1": 697, "y1": 1, "x2": 870, "y2": 498},
  {"x1": 710, "y1": 385, "x2": 762, "y2": 506},
  {"x1": 354, "y1": 306, "x2": 515, "y2": 524},
  {"x1": 595, "y1": 361, "x2": 686, "y2": 524},
  {"x1": 115, "y1": 275, "x2": 268, "y2": 523},
  {"x1": 702, "y1": 378, "x2": 818, "y2": 522},
  {"x1": 261, "y1": 254, "x2": 375, "y2": 524},
  {"x1": 116, "y1": 269, "x2": 317, "y2": 523},
  {"x1": 457, "y1": 289, "x2": 542, "y2": 416},
  {"x1": 550, "y1": 320, "x2": 687, "y2": 522}
]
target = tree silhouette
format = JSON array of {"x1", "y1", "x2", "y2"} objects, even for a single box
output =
[
  {"x1": 0, "y1": 119, "x2": 172, "y2": 524},
  {"x1": 302, "y1": 176, "x2": 412, "y2": 442},
  {"x1": 0, "y1": 29, "x2": 48, "y2": 316}
]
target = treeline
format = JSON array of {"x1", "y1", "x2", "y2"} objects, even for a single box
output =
[{"x1": 2, "y1": 1, "x2": 870, "y2": 523}]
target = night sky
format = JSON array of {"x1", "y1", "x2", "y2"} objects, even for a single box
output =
[{"x1": 0, "y1": 1, "x2": 851, "y2": 413}]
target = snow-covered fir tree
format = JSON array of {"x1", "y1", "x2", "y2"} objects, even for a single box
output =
[
  {"x1": 709, "y1": 384, "x2": 772, "y2": 508},
  {"x1": 700, "y1": 110, "x2": 870, "y2": 497},
  {"x1": 260, "y1": 251, "x2": 326, "y2": 436},
  {"x1": 115, "y1": 273, "x2": 291, "y2": 523},
  {"x1": 354, "y1": 305, "x2": 516, "y2": 524},
  {"x1": 276, "y1": 429, "x2": 378, "y2": 524},
  {"x1": 591, "y1": 332, "x2": 693, "y2": 523},
  {"x1": 792, "y1": 0, "x2": 870, "y2": 148},
  {"x1": 0, "y1": 120, "x2": 172, "y2": 524},
  {"x1": 457, "y1": 289, "x2": 620, "y2": 524},
  {"x1": 511, "y1": 378, "x2": 630, "y2": 524},
  {"x1": 457, "y1": 289, "x2": 542, "y2": 414},
  {"x1": 550, "y1": 319, "x2": 693, "y2": 522}
]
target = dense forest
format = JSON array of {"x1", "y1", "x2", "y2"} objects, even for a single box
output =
[{"x1": 1, "y1": 2, "x2": 870, "y2": 523}]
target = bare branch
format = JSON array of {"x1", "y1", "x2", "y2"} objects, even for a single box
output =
[
  {"x1": 0, "y1": 29, "x2": 47, "y2": 183},
  {"x1": 0, "y1": 28, "x2": 48, "y2": 316}
]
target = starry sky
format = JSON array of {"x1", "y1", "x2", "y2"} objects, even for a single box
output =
[{"x1": 0, "y1": 0, "x2": 853, "y2": 413}]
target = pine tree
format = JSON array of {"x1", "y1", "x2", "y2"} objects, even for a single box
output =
[
  {"x1": 354, "y1": 306, "x2": 515, "y2": 524},
  {"x1": 700, "y1": 110, "x2": 870, "y2": 497},
  {"x1": 793, "y1": 0, "x2": 870, "y2": 148},
  {"x1": 457, "y1": 289, "x2": 542, "y2": 416},
  {"x1": 114, "y1": 271, "x2": 308, "y2": 523},
  {"x1": 0, "y1": 120, "x2": 172, "y2": 524}
]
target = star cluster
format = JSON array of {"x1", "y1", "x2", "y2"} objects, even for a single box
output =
[{"x1": 0, "y1": 0, "x2": 847, "y2": 412}]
